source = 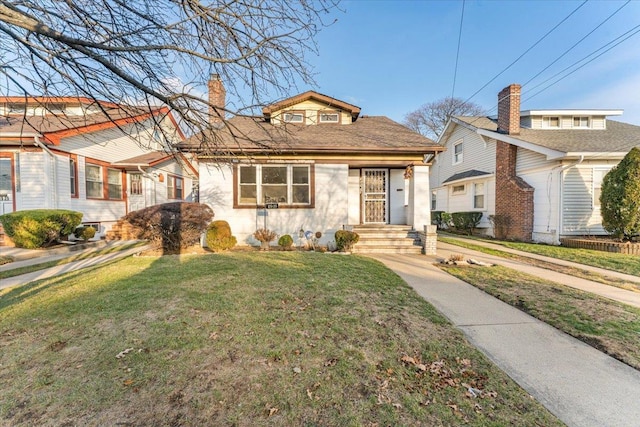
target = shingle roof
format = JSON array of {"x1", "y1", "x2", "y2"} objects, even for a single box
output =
[
  {"x1": 454, "y1": 116, "x2": 640, "y2": 154},
  {"x1": 180, "y1": 115, "x2": 442, "y2": 155},
  {"x1": 443, "y1": 169, "x2": 492, "y2": 184}
]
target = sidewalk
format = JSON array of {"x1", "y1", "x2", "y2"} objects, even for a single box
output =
[
  {"x1": 371, "y1": 253, "x2": 640, "y2": 427},
  {"x1": 0, "y1": 241, "x2": 149, "y2": 290},
  {"x1": 437, "y1": 238, "x2": 640, "y2": 309}
]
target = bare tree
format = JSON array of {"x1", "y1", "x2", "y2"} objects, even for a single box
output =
[
  {"x1": 0, "y1": 0, "x2": 339, "y2": 152},
  {"x1": 403, "y1": 97, "x2": 485, "y2": 141}
]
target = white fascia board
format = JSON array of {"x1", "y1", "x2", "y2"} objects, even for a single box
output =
[
  {"x1": 1, "y1": 132, "x2": 40, "y2": 137},
  {"x1": 476, "y1": 128, "x2": 565, "y2": 160},
  {"x1": 521, "y1": 109, "x2": 623, "y2": 117},
  {"x1": 553, "y1": 152, "x2": 627, "y2": 160}
]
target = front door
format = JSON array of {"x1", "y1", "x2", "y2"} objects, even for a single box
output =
[
  {"x1": 363, "y1": 169, "x2": 388, "y2": 223},
  {"x1": 128, "y1": 172, "x2": 146, "y2": 212}
]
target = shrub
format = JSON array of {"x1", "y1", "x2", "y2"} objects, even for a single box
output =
[
  {"x1": 121, "y1": 202, "x2": 214, "y2": 252},
  {"x1": 278, "y1": 234, "x2": 294, "y2": 250},
  {"x1": 451, "y1": 212, "x2": 483, "y2": 235},
  {"x1": 206, "y1": 220, "x2": 237, "y2": 252},
  {"x1": 431, "y1": 211, "x2": 452, "y2": 230},
  {"x1": 335, "y1": 230, "x2": 359, "y2": 252},
  {"x1": 254, "y1": 228, "x2": 277, "y2": 250},
  {"x1": 488, "y1": 214, "x2": 512, "y2": 240},
  {"x1": 74, "y1": 225, "x2": 97, "y2": 241},
  {"x1": 600, "y1": 147, "x2": 640, "y2": 241},
  {"x1": 0, "y1": 209, "x2": 82, "y2": 249}
]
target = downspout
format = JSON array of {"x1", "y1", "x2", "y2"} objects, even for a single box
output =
[
  {"x1": 34, "y1": 136, "x2": 58, "y2": 208},
  {"x1": 554, "y1": 155, "x2": 584, "y2": 244}
]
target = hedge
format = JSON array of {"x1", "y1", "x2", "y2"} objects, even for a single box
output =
[{"x1": 0, "y1": 209, "x2": 83, "y2": 249}]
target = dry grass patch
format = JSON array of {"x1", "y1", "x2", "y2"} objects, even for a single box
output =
[
  {"x1": 439, "y1": 264, "x2": 640, "y2": 370},
  {"x1": 1, "y1": 252, "x2": 562, "y2": 426}
]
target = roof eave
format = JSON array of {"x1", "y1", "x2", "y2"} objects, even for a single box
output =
[{"x1": 476, "y1": 128, "x2": 565, "y2": 160}]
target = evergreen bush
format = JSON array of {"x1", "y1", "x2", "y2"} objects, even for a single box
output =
[
  {"x1": 451, "y1": 212, "x2": 483, "y2": 235},
  {"x1": 0, "y1": 209, "x2": 82, "y2": 249},
  {"x1": 74, "y1": 225, "x2": 97, "y2": 241},
  {"x1": 206, "y1": 220, "x2": 237, "y2": 252},
  {"x1": 278, "y1": 234, "x2": 294, "y2": 250},
  {"x1": 600, "y1": 147, "x2": 640, "y2": 240},
  {"x1": 334, "y1": 230, "x2": 359, "y2": 252}
]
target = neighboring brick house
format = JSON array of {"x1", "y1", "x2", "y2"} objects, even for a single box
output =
[
  {"x1": 0, "y1": 97, "x2": 198, "y2": 242},
  {"x1": 430, "y1": 83, "x2": 640, "y2": 244},
  {"x1": 180, "y1": 76, "x2": 443, "y2": 253}
]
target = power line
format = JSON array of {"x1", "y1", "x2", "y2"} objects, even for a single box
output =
[
  {"x1": 522, "y1": 0, "x2": 630, "y2": 88},
  {"x1": 462, "y1": 0, "x2": 588, "y2": 106},
  {"x1": 450, "y1": 0, "x2": 466, "y2": 99}
]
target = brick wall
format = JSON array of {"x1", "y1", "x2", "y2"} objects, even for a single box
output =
[
  {"x1": 497, "y1": 84, "x2": 521, "y2": 135},
  {"x1": 208, "y1": 74, "x2": 226, "y2": 124}
]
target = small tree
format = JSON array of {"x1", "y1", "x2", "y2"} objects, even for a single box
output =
[{"x1": 600, "y1": 147, "x2": 640, "y2": 241}]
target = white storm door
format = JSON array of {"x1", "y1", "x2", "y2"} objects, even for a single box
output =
[{"x1": 362, "y1": 169, "x2": 388, "y2": 224}]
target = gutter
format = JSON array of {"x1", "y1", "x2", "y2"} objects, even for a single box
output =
[{"x1": 34, "y1": 136, "x2": 58, "y2": 208}]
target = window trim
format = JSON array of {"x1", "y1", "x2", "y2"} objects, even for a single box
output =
[
  {"x1": 317, "y1": 110, "x2": 340, "y2": 124},
  {"x1": 233, "y1": 163, "x2": 315, "y2": 209},
  {"x1": 542, "y1": 116, "x2": 561, "y2": 129},
  {"x1": 129, "y1": 172, "x2": 143, "y2": 196},
  {"x1": 69, "y1": 154, "x2": 78, "y2": 198},
  {"x1": 282, "y1": 110, "x2": 305, "y2": 124},
  {"x1": 431, "y1": 190, "x2": 437, "y2": 211},
  {"x1": 473, "y1": 182, "x2": 485, "y2": 209},
  {"x1": 167, "y1": 174, "x2": 184, "y2": 200},
  {"x1": 452, "y1": 140, "x2": 463, "y2": 165},
  {"x1": 573, "y1": 116, "x2": 590, "y2": 128},
  {"x1": 451, "y1": 184, "x2": 466, "y2": 195},
  {"x1": 85, "y1": 161, "x2": 125, "y2": 200}
]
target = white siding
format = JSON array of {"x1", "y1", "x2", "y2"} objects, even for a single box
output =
[
  {"x1": 592, "y1": 116, "x2": 606, "y2": 130},
  {"x1": 18, "y1": 151, "x2": 48, "y2": 210},
  {"x1": 389, "y1": 169, "x2": 407, "y2": 225},
  {"x1": 516, "y1": 147, "x2": 550, "y2": 172},
  {"x1": 199, "y1": 162, "x2": 349, "y2": 246},
  {"x1": 520, "y1": 165, "x2": 559, "y2": 244},
  {"x1": 561, "y1": 166, "x2": 605, "y2": 235}
]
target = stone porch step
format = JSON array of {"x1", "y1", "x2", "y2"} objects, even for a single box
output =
[{"x1": 350, "y1": 225, "x2": 422, "y2": 254}]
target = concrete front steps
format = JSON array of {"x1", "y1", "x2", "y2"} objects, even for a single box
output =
[{"x1": 351, "y1": 225, "x2": 422, "y2": 254}]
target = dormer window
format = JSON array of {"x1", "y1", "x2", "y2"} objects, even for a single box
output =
[
  {"x1": 319, "y1": 111, "x2": 339, "y2": 124},
  {"x1": 283, "y1": 111, "x2": 304, "y2": 123},
  {"x1": 543, "y1": 116, "x2": 560, "y2": 128},
  {"x1": 573, "y1": 116, "x2": 590, "y2": 128}
]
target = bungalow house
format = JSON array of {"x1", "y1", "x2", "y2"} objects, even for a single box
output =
[
  {"x1": 431, "y1": 83, "x2": 640, "y2": 244},
  {"x1": 0, "y1": 96, "x2": 198, "y2": 243},
  {"x1": 180, "y1": 76, "x2": 443, "y2": 253}
]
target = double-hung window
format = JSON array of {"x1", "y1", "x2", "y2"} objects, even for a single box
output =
[
  {"x1": 473, "y1": 182, "x2": 485, "y2": 209},
  {"x1": 107, "y1": 169, "x2": 122, "y2": 199},
  {"x1": 69, "y1": 157, "x2": 78, "y2": 197},
  {"x1": 453, "y1": 141, "x2": 463, "y2": 164},
  {"x1": 85, "y1": 164, "x2": 103, "y2": 198},
  {"x1": 237, "y1": 164, "x2": 311, "y2": 207},
  {"x1": 573, "y1": 116, "x2": 590, "y2": 128},
  {"x1": 167, "y1": 175, "x2": 184, "y2": 199},
  {"x1": 543, "y1": 116, "x2": 560, "y2": 128}
]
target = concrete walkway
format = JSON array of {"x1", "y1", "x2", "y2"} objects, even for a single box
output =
[
  {"x1": 0, "y1": 241, "x2": 150, "y2": 290},
  {"x1": 437, "y1": 239, "x2": 640, "y2": 309},
  {"x1": 371, "y1": 253, "x2": 640, "y2": 427}
]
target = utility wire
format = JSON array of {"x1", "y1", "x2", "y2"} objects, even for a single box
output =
[
  {"x1": 522, "y1": 0, "x2": 630, "y2": 87},
  {"x1": 461, "y1": 0, "x2": 588, "y2": 106},
  {"x1": 450, "y1": 0, "x2": 465, "y2": 99}
]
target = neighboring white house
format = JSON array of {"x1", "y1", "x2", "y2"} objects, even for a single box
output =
[
  {"x1": 0, "y1": 96, "x2": 198, "y2": 241},
  {"x1": 431, "y1": 83, "x2": 640, "y2": 244},
  {"x1": 180, "y1": 77, "x2": 443, "y2": 252}
]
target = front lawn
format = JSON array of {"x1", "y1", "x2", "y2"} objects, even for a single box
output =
[
  {"x1": 0, "y1": 252, "x2": 562, "y2": 426},
  {"x1": 439, "y1": 264, "x2": 640, "y2": 371}
]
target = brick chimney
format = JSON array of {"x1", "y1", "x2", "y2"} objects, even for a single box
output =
[
  {"x1": 208, "y1": 74, "x2": 225, "y2": 124},
  {"x1": 497, "y1": 84, "x2": 521, "y2": 135}
]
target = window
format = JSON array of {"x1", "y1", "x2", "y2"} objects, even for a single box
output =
[
  {"x1": 7, "y1": 104, "x2": 26, "y2": 114},
  {"x1": 69, "y1": 157, "x2": 78, "y2": 197},
  {"x1": 85, "y1": 164, "x2": 103, "y2": 198},
  {"x1": 431, "y1": 190, "x2": 437, "y2": 211},
  {"x1": 283, "y1": 112, "x2": 304, "y2": 123},
  {"x1": 453, "y1": 141, "x2": 463, "y2": 164},
  {"x1": 130, "y1": 173, "x2": 143, "y2": 195},
  {"x1": 107, "y1": 169, "x2": 122, "y2": 199},
  {"x1": 236, "y1": 164, "x2": 311, "y2": 206},
  {"x1": 319, "y1": 111, "x2": 339, "y2": 123},
  {"x1": 543, "y1": 116, "x2": 560, "y2": 128},
  {"x1": 473, "y1": 183, "x2": 485, "y2": 209},
  {"x1": 0, "y1": 157, "x2": 12, "y2": 199},
  {"x1": 46, "y1": 103, "x2": 65, "y2": 114},
  {"x1": 573, "y1": 116, "x2": 590, "y2": 128},
  {"x1": 167, "y1": 175, "x2": 184, "y2": 199},
  {"x1": 452, "y1": 184, "x2": 465, "y2": 195}
]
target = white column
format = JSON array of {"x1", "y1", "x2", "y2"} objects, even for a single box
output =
[{"x1": 408, "y1": 165, "x2": 431, "y2": 229}]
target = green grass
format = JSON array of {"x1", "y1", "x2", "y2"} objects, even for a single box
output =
[
  {"x1": 0, "y1": 242, "x2": 147, "y2": 280},
  {"x1": 439, "y1": 263, "x2": 640, "y2": 371},
  {"x1": 0, "y1": 252, "x2": 563, "y2": 426},
  {"x1": 440, "y1": 233, "x2": 640, "y2": 277},
  {"x1": 439, "y1": 236, "x2": 640, "y2": 293}
]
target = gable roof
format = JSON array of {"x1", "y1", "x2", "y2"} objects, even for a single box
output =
[
  {"x1": 452, "y1": 116, "x2": 640, "y2": 158},
  {"x1": 180, "y1": 115, "x2": 442, "y2": 156},
  {"x1": 112, "y1": 152, "x2": 199, "y2": 177},
  {"x1": 443, "y1": 169, "x2": 492, "y2": 184},
  {"x1": 262, "y1": 91, "x2": 361, "y2": 121}
]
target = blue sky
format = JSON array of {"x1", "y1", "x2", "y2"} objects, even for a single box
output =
[{"x1": 301, "y1": 0, "x2": 640, "y2": 125}]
